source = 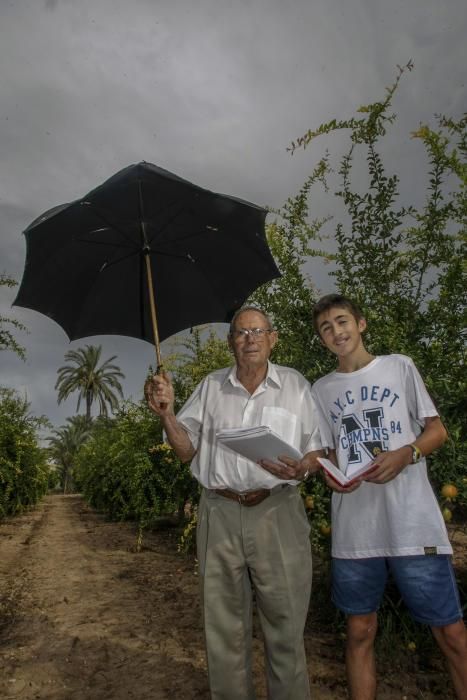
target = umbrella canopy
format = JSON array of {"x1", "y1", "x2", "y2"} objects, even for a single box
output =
[{"x1": 14, "y1": 162, "x2": 280, "y2": 365}]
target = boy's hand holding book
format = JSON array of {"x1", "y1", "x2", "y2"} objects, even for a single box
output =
[
  {"x1": 317, "y1": 457, "x2": 377, "y2": 490},
  {"x1": 318, "y1": 445, "x2": 414, "y2": 491},
  {"x1": 363, "y1": 446, "x2": 413, "y2": 484},
  {"x1": 322, "y1": 470, "x2": 363, "y2": 493}
]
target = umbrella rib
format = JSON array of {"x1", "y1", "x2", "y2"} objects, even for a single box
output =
[
  {"x1": 75, "y1": 235, "x2": 134, "y2": 250},
  {"x1": 149, "y1": 225, "x2": 263, "y2": 261},
  {"x1": 146, "y1": 222, "x2": 221, "y2": 255},
  {"x1": 146, "y1": 207, "x2": 187, "y2": 244},
  {"x1": 64, "y1": 248, "x2": 141, "y2": 338},
  {"x1": 150, "y1": 249, "x2": 196, "y2": 262},
  {"x1": 97, "y1": 249, "x2": 139, "y2": 272},
  {"x1": 156, "y1": 228, "x2": 218, "y2": 246},
  {"x1": 81, "y1": 201, "x2": 137, "y2": 249}
]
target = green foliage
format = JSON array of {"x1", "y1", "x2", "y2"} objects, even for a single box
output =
[
  {"x1": 288, "y1": 61, "x2": 466, "y2": 501},
  {"x1": 47, "y1": 415, "x2": 92, "y2": 493},
  {"x1": 73, "y1": 331, "x2": 229, "y2": 546},
  {"x1": 249, "y1": 161, "x2": 334, "y2": 382},
  {"x1": 0, "y1": 274, "x2": 27, "y2": 360},
  {"x1": 166, "y1": 328, "x2": 233, "y2": 409},
  {"x1": 283, "y1": 63, "x2": 466, "y2": 649},
  {"x1": 47, "y1": 466, "x2": 61, "y2": 491},
  {"x1": 74, "y1": 401, "x2": 199, "y2": 530},
  {"x1": 301, "y1": 477, "x2": 334, "y2": 552},
  {"x1": 55, "y1": 344, "x2": 125, "y2": 419},
  {"x1": 178, "y1": 505, "x2": 198, "y2": 554},
  {"x1": 0, "y1": 388, "x2": 51, "y2": 518},
  {"x1": 289, "y1": 61, "x2": 413, "y2": 155}
]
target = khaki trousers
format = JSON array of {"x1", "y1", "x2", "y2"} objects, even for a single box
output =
[{"x1": 197, "y1": 486, "x2": 312, "y2": 700}]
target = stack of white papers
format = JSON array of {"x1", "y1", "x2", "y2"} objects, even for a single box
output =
[{"x1": 216, "y1": 425, "x2": 302, "y2": 464}]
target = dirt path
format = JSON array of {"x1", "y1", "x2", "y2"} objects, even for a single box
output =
[
  {"x1": 0, "y1": 494, "x2": 463, "y2": 699},
  {"x1": 0, "y1": 495, "x2": 210, "y2": 699}
]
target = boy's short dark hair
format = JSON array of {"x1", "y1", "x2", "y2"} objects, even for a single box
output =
[{"x1": 312, "y1": 294, "x2": 364, "y2": 335}]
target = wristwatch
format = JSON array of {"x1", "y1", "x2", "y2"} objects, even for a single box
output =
[{"x1": 408, "y1": 443, "x2": 422, "y2": 464}]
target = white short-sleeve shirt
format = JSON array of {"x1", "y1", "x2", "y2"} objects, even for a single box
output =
[
  {"x1": 311, "y1": 355, "x2": 452, "y2": 558},
  {"x1": 176, "y1": 361, "x2": 322, "y2": 491}
]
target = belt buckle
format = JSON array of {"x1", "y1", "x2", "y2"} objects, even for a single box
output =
[{"x1": 237, "y1": 492, "x2": 248, "y2": 505}]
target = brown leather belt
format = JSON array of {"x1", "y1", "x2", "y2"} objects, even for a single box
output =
[{"x1": 214, "y1": 486, "x2": 281, "y2": 507}]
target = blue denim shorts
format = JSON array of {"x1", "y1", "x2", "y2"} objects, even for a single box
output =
[{"x1": 332, "y1": 555, "x2": 463, "y2": 626}]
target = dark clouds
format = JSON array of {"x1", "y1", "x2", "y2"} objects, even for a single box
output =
[{"x1": 1, "y1": 0, "x2": 466, "y2": 428}]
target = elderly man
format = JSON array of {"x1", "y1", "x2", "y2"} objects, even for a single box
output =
[{"x1": 145, "y1": 306, "x2": 322, "y2": 700}]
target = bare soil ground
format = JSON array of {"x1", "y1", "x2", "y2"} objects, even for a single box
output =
[{"x1": 0, "y1": 494, "x2": 465, "y2": 699}]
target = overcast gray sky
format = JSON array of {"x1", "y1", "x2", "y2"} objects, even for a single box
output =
[{"x1": 1, "y1": 0, "x2": 465, "y2": 430}]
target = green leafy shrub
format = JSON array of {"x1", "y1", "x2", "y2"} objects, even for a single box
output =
[
  {"x1": 74, "y1": 401, "x2": 198, "y2": 529},
  {"x1": 283, "y1": 62, "x2": 466, "y2": 645},
  {"x1": 0, "y1": 388, "x2": 50, "y2": 518}
]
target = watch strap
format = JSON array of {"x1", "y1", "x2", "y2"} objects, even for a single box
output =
[{"x1": 408, "y1": 443, "x2": 422, "y2": 463}]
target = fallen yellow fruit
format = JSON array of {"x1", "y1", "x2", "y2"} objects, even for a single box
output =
[
  {"x1": 304, "y1": 495, "x2": 314, "y2": 510},
  {"x1": 442, "y1": 507, "x2": 453, "y2": 523},
  {"x1": 441, "y1": 483, "x2": 458, "y2": 500}
]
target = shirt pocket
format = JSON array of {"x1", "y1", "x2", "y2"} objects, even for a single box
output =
[{"x1": 261, "y1": 406, "x2": 298, "y2": 445}]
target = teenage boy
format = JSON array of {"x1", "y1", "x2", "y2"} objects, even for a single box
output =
[{"x1": 310, "y1": 293, "x2": 467, "y2": 700}]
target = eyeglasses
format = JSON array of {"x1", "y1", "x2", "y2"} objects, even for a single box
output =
[{"x1": 231, "y1": 328, "x2": 274, "y2": 340}]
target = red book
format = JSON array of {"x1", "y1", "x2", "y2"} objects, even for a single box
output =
[{"x1": 317, "y1": 457, "x2": 378, "y2": 488}]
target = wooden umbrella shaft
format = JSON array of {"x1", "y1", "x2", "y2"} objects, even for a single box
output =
[
  {"x1": 138, "y1": 178, "x2": 163, "y2": 372},
  {"x1": 144, "y1": 252, "x2": 162, "y2": 371}
]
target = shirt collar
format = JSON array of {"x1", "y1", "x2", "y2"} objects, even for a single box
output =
[{"x1": 223, "y1": 360, "x2": 282, "y2": 389}]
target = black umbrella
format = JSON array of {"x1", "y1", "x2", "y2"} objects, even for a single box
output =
[{"x1": 14, "y1": 162, "x2": 280, "y2": 368}]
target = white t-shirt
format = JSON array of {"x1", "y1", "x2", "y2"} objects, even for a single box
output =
[
  {"x1": 176, "y1": 361, "x2": 322, "y2": 491},
  {"x1": 311, "y1": 354, "x2": 452, "y2": 559}
]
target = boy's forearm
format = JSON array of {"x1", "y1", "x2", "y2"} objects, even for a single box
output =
[
  {"x1": 161, "y1": 413, "x2": 197, "y2": 463},
  {"x1": 405, "y1": 416, "x2": 447, "y2": 461}
]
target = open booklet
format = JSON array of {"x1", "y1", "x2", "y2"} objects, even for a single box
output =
[
  {"x1": 216, "y1": 425, "x2": 302, "y2": 464},
  {"x1": 317, "y1": 456, "x2": 378, "y2": 487}
]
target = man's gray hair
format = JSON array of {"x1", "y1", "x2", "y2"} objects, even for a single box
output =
[{"x1": 228, "y1": 306, "x2": 274, "y2": 335}]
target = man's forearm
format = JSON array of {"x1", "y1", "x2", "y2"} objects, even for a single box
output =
[{"x1": 161, "y1": 413, "x2": 196, "y2": 463}]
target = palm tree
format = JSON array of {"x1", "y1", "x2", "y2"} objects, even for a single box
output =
[
  {"x1": 55, "y1": 345, "x2": 124, "y2": 420},
  {"x1": 48, "y1": 415, "x2": 92, "y2": 493}
]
